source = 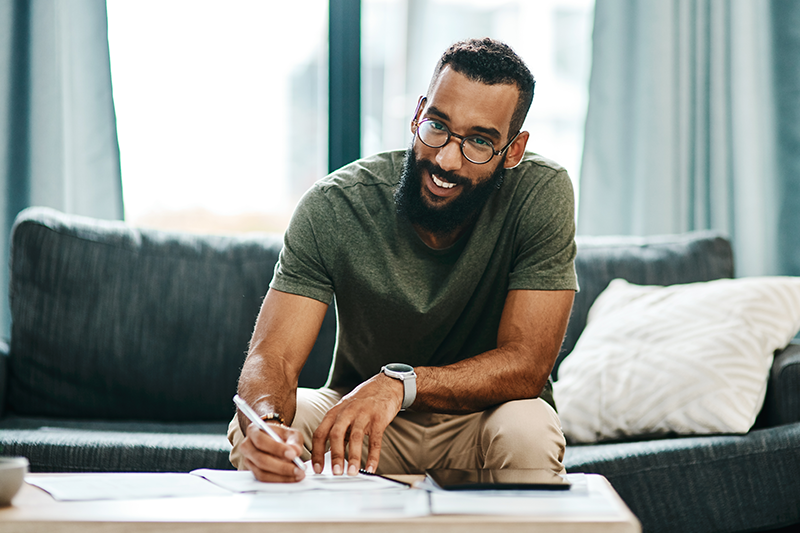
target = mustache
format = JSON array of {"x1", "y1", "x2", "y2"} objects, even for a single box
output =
[{"x1": 415, "y1": 158, "x2": 470, "y2": 187}]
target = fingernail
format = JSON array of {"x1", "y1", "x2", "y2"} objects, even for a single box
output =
[
  {"x1": 348, "y1": 464, "x2": 358, "y2": 476},
  {"x1": 333, "y1": 464, "x2": 342, "y2": 475},
  {"x1": 294, "y1": 467, "x2": 305, "y2": 479},
  {"x1": 284, "y1": 449, "x2": 296, "y2": 460},
  {"x1": 313, "y1": 463, "x2": 322, "y2": 474},
  {"x1": 366, "y1": 465, "x2": 375, "y2": 474}
]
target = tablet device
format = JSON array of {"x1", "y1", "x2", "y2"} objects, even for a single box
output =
[{"x1": 425, "y1": 468, "x2": 571, "y2": 491}]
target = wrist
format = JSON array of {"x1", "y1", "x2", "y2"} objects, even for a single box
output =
[
  {"x1": 380, "y1": 372, "x2": 405, "y2": 410},
  {"x1": 381, "y1": 363, "x2": 417, "y2": 410},
  {"x1": 260, "y1": 412, "x2": 287, "y2": 427}
]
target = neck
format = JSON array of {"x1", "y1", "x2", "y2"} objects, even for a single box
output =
[{"x1": 413, "y1": 219, "x2": 472, "y2": 250}]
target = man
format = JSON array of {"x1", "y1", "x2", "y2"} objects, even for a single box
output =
[{"x1": 228, "y1": 38, "x2": 577, "y2": 482}]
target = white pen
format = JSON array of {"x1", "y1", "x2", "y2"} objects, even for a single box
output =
[{"x1": 233, "y1": 394, "x2": 306, "y2": 471}]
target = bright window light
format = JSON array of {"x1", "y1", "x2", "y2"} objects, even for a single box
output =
[
  {"x1": 108, "y1": 0, "x2": 592, "y2": 233},
  {"x1": 107, "y1": 0, "x2": 328, "y2": 233},
  {"x1": 362, "y1": 0, "x2": 594, "y2": 205}
]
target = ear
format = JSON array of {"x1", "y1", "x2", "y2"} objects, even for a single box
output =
[
  {"x1": 503, "y1": 131, "x2": 530, "y2": 169},
  {"x1": 410, "y1": 96, "x2": 426, "y2": 135}
]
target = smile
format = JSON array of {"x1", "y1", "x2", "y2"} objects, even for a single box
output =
[{"x1": 432, "y1": 174, "x2": 457, "y2": 189}]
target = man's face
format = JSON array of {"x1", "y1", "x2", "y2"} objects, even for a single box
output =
[
  {"x1": 395, "y1": 67, "x2": 520, "y2": 235},
  {"x1": 395, "y1": 144, "x2": 505, "y2": 235}
]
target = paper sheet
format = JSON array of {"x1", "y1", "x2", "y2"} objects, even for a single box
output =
[
  {"x1": 191, "y1": 451, "x2": 408, "y2": 493},
  {"x1": 191, "y1": 467, "x2": 405, "y2": 493},
  {"x1": 243, "y1": 489, "x2": 430, "y2": 519},
  {"x1": 26, "y1": 473, "x2": 232, "y2": 502}
]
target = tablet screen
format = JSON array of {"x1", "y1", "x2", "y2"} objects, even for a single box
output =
[{"x1": 425, "y1": 468, "x2": 571, "y2": 491}]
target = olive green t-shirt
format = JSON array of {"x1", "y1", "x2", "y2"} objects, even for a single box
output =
[{"x1": 271, "y1": 150, "x2": 577, "y2": 402}]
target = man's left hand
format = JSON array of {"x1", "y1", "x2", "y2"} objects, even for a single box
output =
[{"x1": 310, "y1": 373, "x2": 403, "y2": 475}]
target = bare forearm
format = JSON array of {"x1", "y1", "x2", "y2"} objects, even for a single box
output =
[
  {"x1": 237, "y1": 351, "x2": 299, "y2": 434},
  {"x1": 413, "y1": 289, "x2": 573, "y2": 414},
  {"x1": 413, "y1": 344, "x2": 553, "y2": 414},
  {"x1": 235, "y1": 289, "x2": 329, "y2": 434}
]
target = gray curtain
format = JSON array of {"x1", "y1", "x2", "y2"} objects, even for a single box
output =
[
  {"x1": 772, "y1": 1, "x2": 800, "y2": 277},
  {"x1": 0, "y1": 0, "x2": 123, "y2": 337},
  {"x1": 578, "y1": 0, "x2": 800, "y2": 278}
]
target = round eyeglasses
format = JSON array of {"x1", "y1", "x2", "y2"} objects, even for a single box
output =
[{"x1": 414, "y1": 118, "x2": 520, "y2": 165}]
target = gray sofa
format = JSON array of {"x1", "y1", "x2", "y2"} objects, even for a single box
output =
[{"x1": 1, "y1": 206, "x2": 798, "y2": 533}]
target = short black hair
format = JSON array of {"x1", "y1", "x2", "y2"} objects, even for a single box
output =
[{"x1": 428, "y1": 38, "x2": 535, "y2": 138}]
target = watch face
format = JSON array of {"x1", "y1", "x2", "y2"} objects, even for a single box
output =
[{"x1": 385, "y1": 363, "x2": 413, "y2": 373}]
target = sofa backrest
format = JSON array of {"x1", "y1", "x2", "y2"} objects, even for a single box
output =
[
  {"x1": 8, "y1": 207, "x2": 335, "y2": 422},
  {"x1": 555, "y1": 231, "x2": 735, "y2": 379},
  {"x1": 8, "y1": 208, "x2": 735, "y2": 420}
]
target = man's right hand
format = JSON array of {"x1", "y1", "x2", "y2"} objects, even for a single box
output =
[
  {"x1": 239, "y1": 421, "x2": 306, "y2": 483},
  {"x1": 235, "y1": 289, "x2": 329, "y2": 482}
]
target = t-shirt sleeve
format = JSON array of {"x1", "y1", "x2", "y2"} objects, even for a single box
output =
[
  {"x1": 508, "y1": 167, "x2": 578, "y2": 291},
  {"x1": 269, "y1": 186, "x2": 336, "y2": 304}
]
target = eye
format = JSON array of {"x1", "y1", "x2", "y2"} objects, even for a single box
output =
[
  {"x1": 467, "y1": 136, "x2": 492, "y2": 148},
  {"x1": 426, "y1": 120, "x2": 447, "y2": 132}
]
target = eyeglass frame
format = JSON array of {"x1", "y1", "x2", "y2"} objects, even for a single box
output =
[{"x1": 411, "y1": 96, "x2": 521, "y2": 165}]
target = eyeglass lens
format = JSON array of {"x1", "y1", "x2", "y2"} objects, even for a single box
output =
[{"x1": 417, "y1": 120, "x2": 495, "y2": 164}]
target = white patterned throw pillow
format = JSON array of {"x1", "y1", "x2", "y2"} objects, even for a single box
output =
[{"x1": 554, "y1": 277, "x2": 800, "y2": 444}]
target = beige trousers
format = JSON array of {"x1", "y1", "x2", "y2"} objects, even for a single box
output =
[{"x1": 228, "y1": 387, "x2": 566, "y2": 475}]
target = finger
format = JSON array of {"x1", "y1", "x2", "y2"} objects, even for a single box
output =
[
  {"x1": 243, "y1": 455, "x2": 305, "y2": 483},
  {"x1": 364, "y1": 429, "x2": 384, "y2": 474},
  {"x1": 327, "y1": 416, "x2": 349, "y2": 476},
  {"x1": 267, "y1": 424, "x2": 305, "y2": 462},
  {"x1": 251, "y1": 421, "x2": 296, "y2": 445},
  {"x1": 284, "y1": 427, "x2": 306, "y2": 461},
  {"x1": 248, "y1": 423, "x2": 300, "y2": 462},
  {"x1": 346, "y1": 419, "x2": 367, "y2": 476},
  {"x1": 311, "y1": 416, "x2": 334, "y2": 474},
  {"x1": 242, "y1": 434, "x2": 297, "y2": 474},
  {"x1": 240, "y1": 438, "x2": 305, "y2": 482}
]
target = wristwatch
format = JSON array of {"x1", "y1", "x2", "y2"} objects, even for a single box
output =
[{"x1": 381, "y1": 363, "x2": 417, "y2": 410}]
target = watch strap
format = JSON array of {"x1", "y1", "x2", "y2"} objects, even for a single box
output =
[
  {"x1": 401, "y1": 375, "x2": 416, "y2": 410},
  {"x1": 381, "y1": 364, "x2": 417, "y2": 410}
]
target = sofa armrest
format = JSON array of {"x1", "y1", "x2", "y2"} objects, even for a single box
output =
[{"x1": 765, "y1": 342, "x2": 800, "y2": 426}]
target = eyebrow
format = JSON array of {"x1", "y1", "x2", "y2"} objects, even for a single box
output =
[{"x1": 426, "y1": 105, "x2": 503, "y2": 141}]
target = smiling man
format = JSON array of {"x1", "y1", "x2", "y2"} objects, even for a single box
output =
[{"x1": 228, "y1": 38, "x2": 578, "y2": 482}]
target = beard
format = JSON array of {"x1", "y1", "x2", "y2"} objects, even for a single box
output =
[{"x1": 394, "y1": 145, "x2": 506, "y2": 236}]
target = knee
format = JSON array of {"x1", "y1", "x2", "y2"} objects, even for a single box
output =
[
  {"x1": 479, "y1": 399, "x2": 566, "y2": 473},
  {"x1": 292, "y1": 387, "x2": 343, "y2": 459},
  {"x1": 227, "y1": 414, "x2": 247, "y2": 470},
  {"x1": 293, "y1": 394, "x2": 320, "y2": 452}
]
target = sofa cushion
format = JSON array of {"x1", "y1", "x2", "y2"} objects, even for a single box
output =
[
  {"x1": 557, "y1": 231, "x2": 734, "y2": 378},
  {"x1": 555, "y1": 276, "x2": 800, "y2": 443},
  {"x1": 564, "y1": 422, "x2": 800, "y2": 533},
  {"x1": 7, "y1": 207, "x2": 335, "y2": 422},
  {"x1": 0, "y1": 415, "x2": 232, "y2": 472}
]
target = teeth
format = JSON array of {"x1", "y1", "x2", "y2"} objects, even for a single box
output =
[{"x1": 432, "y1": 174, "x2": 456, "y2": 189}]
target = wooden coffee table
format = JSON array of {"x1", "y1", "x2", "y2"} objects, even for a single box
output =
[{"x1": 0, "y1": 472, "x2": 641, "y2": 532}]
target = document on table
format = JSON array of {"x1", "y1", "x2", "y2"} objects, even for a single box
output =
[
  {"x1": 26, "y1": 473, "x2": 232, "y2": 502},
  {"x1": 191, "y1": 467, "x2": 405, "y2": 493},
  {"x1": 243, "y1": 489, "x2": 430, "y2": 519},
  {"x1": 191, "y1": 451, "x2": 408, "y2": 493}
]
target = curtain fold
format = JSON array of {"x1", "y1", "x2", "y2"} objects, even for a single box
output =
[
  {"x1": 772, "y1": 0, "x2": 800, "y2": 276},
  {"x1": 578, "y1": 0, "x2": 799, "y2": 277},
  {"x1": 0, "y1": 0, "x2": 123, "y2": 337}
]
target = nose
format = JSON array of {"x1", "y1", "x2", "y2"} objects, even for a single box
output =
[{"x1": 435, "y1": 137, "x2": 463, "y2": 172}]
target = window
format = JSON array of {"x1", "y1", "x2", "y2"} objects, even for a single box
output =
[
  {"x1": 107, "y1": 0, "x2": 328, "y2": 233},
  {"x1": 363, "y1": 0, "x2": 594, "y2": 202},
  {"x1": 108, "y1": 0, "x2": 593, "y2": 233}
]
